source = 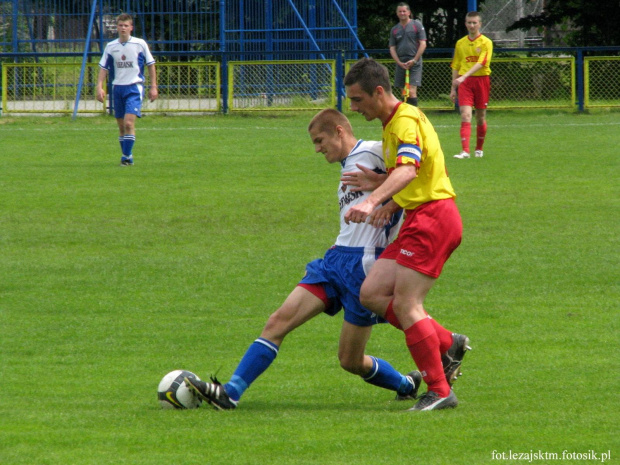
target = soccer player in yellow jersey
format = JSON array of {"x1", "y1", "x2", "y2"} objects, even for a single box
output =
[
  {"x1": 343, "y1": 58, "x2": 470, "y2": 411},
  {"x1": 450, "y1": 11, "x2": 493, "y2": 159}
]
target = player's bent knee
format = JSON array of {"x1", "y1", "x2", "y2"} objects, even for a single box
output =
[
  {"x1": 359, "y1": 282, "x2": 374, "y2": 306},
  {"x1": 338, "y1": 356, "x2": 366, "y2": 375},
  {"x1": 359, "y1": 285, "x2": 382, "y2": 312},
  {"x1": 260, "y1": 311, "x2": 291, "y2": 343}
]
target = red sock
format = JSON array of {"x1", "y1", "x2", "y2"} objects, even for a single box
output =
[
  {"x1": 404, "y1": 319, "x2": 450, "y2": 397},
  {"x1": 384, "y1": 301, "x2": 403, "y2": 330},
  {"x1": 427, "y1": 317, "x2": 453, "y2": 353},
  {"x1": 476, "y1": 121, "x2": 487, "y2": 150},
  {"x1": 460, "y1": 122, "x2": 471, "y2": 153}
]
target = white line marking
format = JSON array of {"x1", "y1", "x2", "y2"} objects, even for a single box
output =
[{"x1": 2, "y1": 121, "x2": 620, "y2": 132}]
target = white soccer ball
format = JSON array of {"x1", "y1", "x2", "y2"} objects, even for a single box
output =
[{"x1": 157, "y1": 370, "x2": 203, "y2": 409}]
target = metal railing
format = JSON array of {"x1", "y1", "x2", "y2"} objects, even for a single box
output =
[{"x1": 2, "y1": 47, "x2": 619, "y2": 115}]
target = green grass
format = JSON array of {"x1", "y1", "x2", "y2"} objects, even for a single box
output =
[{"x1": 1, "y1": 110, "x2": 618, "y2": 464}]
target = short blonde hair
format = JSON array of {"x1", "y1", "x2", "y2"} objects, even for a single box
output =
[
  {"x1": 308, "y1": 108, "x2": 353, "y2": 135},
  {"x1": 466, "y1": 11, "x2": 481, "y2": 21},
  {"x1": 116, "y1": 13, "x2": 133, "y2": 24}
]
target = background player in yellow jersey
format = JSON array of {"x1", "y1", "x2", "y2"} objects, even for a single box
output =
[
  {"x1": 343, "y1": 58, "x2": 470, "y2": 411},
  {"x1": 450, "y1": 11, "x2": 493, "y2": 159}
]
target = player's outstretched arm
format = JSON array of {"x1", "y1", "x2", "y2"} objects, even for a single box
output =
[
  {"x1": 341, "y1": 163, "x2": 387, "y2": 192},
  {"x1": 345, "y1": 164, "x2": 416, "y2": 225}
]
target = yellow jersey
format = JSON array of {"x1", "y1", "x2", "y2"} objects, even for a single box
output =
[
  {"x1": 451, "y1": 33, "x2": 493, "y2": 76},
  {"x1": 382, "y1": 103, "x2": 456, "y2": 210}
]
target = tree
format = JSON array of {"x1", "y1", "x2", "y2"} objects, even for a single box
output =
[{"x1": 506, "y1": 0, "x2": 620, "y2": 47}]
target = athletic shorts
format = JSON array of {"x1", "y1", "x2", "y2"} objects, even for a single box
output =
[
  {"x1": 380, "y1": 198, "x2": 462, "y2": 278},
  {"x1": 394, "y1": 62, "x2": 423, "y2": 88},
  {"x1": 113, "y1": 83, "x2": 144, "y2": 119},
  {"x1": 299, "y1": 245, "x2": 386, "y2": 327},
  {"x1": 457, "y1": 75, "x2": 490, "y2": 109}
]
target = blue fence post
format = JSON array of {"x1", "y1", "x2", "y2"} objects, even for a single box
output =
[
  {"x1": 576, "y1": 48, "x2": 584, "y2": 112},
  {"x1": 98, "y1": 0, "x2": 105, "y2": 53},
  {"x1": 73, "y1": 0, "x2": 99, "y2": 120},
  {"x1": 336, "y1": 52, "x2": 343, "y2": 112},
  {"x1": 222, "y1": 54, "x2": 228, "y2": 114},
  {"x1": 220, "y1": 0, "x2": 228, "y2": 113},
  {"x1": 11, "y1": 0, "x2": 18, "y2": 53}
]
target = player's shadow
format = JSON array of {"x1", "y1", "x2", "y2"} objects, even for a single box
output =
[{"x1": 231, "y1": 398, "x2": 413, "y2": 413}]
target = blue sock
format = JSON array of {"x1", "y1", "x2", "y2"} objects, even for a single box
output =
[
  {"x1": 119, "y1": 136, "x2": 124, "y2": 154},
  {"x1": 363, "y1": 356, "x2": 412, "y2": 396},
  {"x1": 123, "y1": 135, "x2": 135, "y2": 157},
  {"x1": 224, "y1": 338, "x2": 279, "y2": 401}
]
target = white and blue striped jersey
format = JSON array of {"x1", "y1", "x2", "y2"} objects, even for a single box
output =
[
  {"x1": 336, "y1": 140, "x2": 402, "y2": 248},
  {"x1": 98, "y1": 36, "x2": 155, "y2": 86}
]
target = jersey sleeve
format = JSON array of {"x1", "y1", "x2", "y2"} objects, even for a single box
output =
[
  {"x1": 414, "y1": 20, "x2": 427, "y2": 41},
  {"x1": 393, "y1": 117, "x2": 422, "y2": 169},
  {"x1": 450, "y1": 40, "x2": 463, "y2": 71},
  {"x1": 140, "y1": 39, "x2": 156, "y2": 65},
  {"x1": 388, "y1": 26, "x2": 397, "y2": 47},
  {"x1": 396, "y1": 144, "x2": 421, "y2": 169},
  {"x1": 347, "y1": 141, "x2": 385, "y2": 173},
  {"x1": 478, "y1": 37, "x2": 493, "y2": 67},
  {"x1": 98, "y1": 45, "x2": 112, "y2": 70}
]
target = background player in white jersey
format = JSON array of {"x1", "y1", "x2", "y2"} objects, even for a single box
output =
[
  {"x1": 185, "y1": 109, "x2": 422, "y2": 410},
  {"x1": 96, "y1": 13, "x2": 157, "y2": 166}
]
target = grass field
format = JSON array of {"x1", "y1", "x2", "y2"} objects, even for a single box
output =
[{"x1": 1, "y1": 110, "x2": 618, "y2": 464}]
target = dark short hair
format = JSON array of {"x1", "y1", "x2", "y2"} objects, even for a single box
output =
[
  {"x1": 344, "y1": 58, "x2": 392, "y2": 95},
  {"x1": 397, "y1": 3, "x2": 411, "y2": 11}
]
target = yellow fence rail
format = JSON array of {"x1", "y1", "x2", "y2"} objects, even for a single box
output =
[
  {"x1": 1, "y1": 61, "x2": 220, "y2": 114},
  {"x1": 584, "y1": 57, "x2": 620, "y2": 108},
  {"x1": 2, "y1": 62, "x2": 104, "y2": 114},
  {"x1": 1, "y1": 56, "x2": 618, "y2": 115},
  {"x1": 366, "y1": 57, "x2": 576, "y2": 111}
]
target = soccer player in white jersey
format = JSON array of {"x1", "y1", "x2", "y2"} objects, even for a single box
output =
[
  {"x1": 185, "y1": 109, "x2": 424, "y2": 410},
  {"x1": 96, "y1": 13, "x2": 157, "y2": 166}
]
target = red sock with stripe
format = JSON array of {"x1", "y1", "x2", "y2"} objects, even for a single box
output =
[
  {"x1": 460, "y1": 122, "x2": 471, "y2": 153},
  {"x1": 388, "y1": 303, "x2": 453, "y2": 353},
  {"x1": 426, "y1": 315, "x2": 453, "y2": 353},
  {"x1": 404, "y1": 318, "x2": 450, "y2": 397},
  {"x1": 476, "y1": 121, "x2": 487, "y2": 150}
]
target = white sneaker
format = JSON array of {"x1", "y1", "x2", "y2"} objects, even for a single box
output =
[
  {"x1": 475, "y1": 150, "x2": 484, "y2": 158},
  {"x1": 453, "y1": 151, "x2": 470, "y2": 159}
]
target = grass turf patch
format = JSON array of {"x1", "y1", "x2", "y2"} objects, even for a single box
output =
[{"x1": 0, "y1": 110, "x2": 618, "y2": 464}]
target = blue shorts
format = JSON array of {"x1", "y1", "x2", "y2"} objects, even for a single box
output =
[
  {"x1": 113, "y1": 84, "x2": 144, "y2": 119},
  {"x1": 299, "y1": 246, "x2": 387, "y2": 327}
]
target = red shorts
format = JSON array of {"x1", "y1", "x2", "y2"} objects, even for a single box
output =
[
  {"x1": 457, "y1": 75, "x2": 490, "y2": 109},
  {"x1": 380, "y1": 198, "x2": 462, "y2": 278}
]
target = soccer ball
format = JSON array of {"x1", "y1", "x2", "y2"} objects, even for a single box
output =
[{"x1": 157, "y1": 370, "x2": 203, "y2": 409}]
